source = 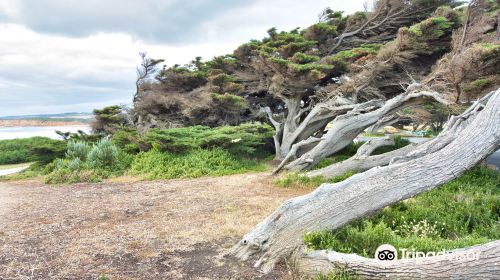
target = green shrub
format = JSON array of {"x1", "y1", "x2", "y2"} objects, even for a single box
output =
[
  {"x1": 65, "y1": 140, "x2": 90, "y2": 161},
  {"x1": 114, "y1": 124, "x2": 274, "y2": 157},
  {"x1": 130, "y1": 148, "x2": 266, "y2": 180},
  {"x1": 45, "y1": 138, "x2": 131, "y2": 184},
  {"x1": 304, "y1": 167, "x2": 500, "y2": 258},
  {"x1": 87, "y1": 139, "x2": 118, "y2": 169},
  {"x1": 0, "y1": 137, "x2": 65, "y2": 165}
]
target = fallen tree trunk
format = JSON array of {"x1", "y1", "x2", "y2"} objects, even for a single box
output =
[
  {"x1": 296, "y1": 240, "x2": 500, "y2": 279},
  {"x1": 231, "y1": 88, "x2": 500, "y2": 273},
  {"x1": 306, "y1": 137, "x2": 418, "y2": 178},
  {"x1": 277, "y1": 84, "x2": 449, "y2": 173}
]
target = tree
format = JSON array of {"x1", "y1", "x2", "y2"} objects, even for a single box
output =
[
  {"x1": 231, "y1": 88, "x2": 500, "y2": 275},
  {"x1": 134, "y1": 52, "x2": 164, "y2": 102}
]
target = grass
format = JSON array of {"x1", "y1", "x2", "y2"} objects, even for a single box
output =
[
  {"x1": 313, "y1": 137, "x2": 411, "y2": 171},
  {"x1": 303, "y1": 167, "x2": 500, "y2": 258},
  {"x1": 274, "y1": 171, "x2": 355, "y2": 189},
  {"x1": 130, "y1": 148, "x2": 267, "y2": 180}
]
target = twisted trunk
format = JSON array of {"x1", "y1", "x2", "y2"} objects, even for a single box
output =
[
  {"x1": 279, "y1": 85, "x2": 449, "y2": 172},
  {"x1": 231, "y1": 88, "x2": 500, "y2": 273}
]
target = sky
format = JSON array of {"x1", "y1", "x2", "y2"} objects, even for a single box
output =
[{"x1": 0, "y1": 0, "x2": 366, "y2": 116}]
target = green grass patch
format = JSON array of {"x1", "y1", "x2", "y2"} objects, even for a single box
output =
[
  {"x1": 274, "y1": 171, "x2": 355, "y2": 189},
  {"x1": 304, "y1": 167, "x2": 500, "y2": 258},
  {"x1": 130, "y1": 148, "x2": 267, "y2": 180}
]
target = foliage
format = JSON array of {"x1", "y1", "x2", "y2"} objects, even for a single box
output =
[
  {"x1": 87, "y1": 139, "x2": 119, "y2": 169},
  {"x1": 65, "y1": 140, "x2": 90, "y2": 161},
  {"x1": 330, "y1": 44, "x2": 383, "y2": 62},
  {"x1": 315, "y1": 269, "x2": 359, "y2": 280},
  {"x1": 130, "y1": 148, "x2": 266, "y2": 180},
  {"x1": 0, "y1": 137, "x2": 65, "y2": 165},
  {"x1": 113, "y1": 124, "x2": 274, "y2": 157},
  {"x1": 45, "y1": 139, "x2": 132, "y2": 184},
  {"x1": 92, "y1": 105, "x2": 127, "y2": 134},
  {"x1": 304, "y1": 167, "x2": 500, "y2": 258}
]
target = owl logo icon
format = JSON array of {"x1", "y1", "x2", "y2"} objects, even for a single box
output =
[{"x1": 375, "y1": 244, "x2": 398, "y2": 261}]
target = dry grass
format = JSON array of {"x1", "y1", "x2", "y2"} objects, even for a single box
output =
[{"x1": 0, "y1": 172, "x2": 306, "y2": 279}]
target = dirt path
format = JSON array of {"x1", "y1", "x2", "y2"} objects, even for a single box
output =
[
  {"x1": 0, "y1": 173, "x2": 306, "y2": 280},
  {"x1": 0, "y1": 165, "x2": 30, "y2": 176}
]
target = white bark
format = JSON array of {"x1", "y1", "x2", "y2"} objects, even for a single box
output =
[
  {"x1": 296, "y1": 240, "x2": 500, "y2": 279},
  {"x1": 281, "y1": 84, "x2": 449, "y2": 172},
  {"x1": 306, "y1": 137, "x2": 418, "y2": 178},
  {"x1": 231, "y1": 88, "x2": 500, "y2": 273}
]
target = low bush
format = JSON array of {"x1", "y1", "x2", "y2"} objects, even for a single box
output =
[
  {"x1": 112, "y1": 123, "x2": 274, "y2": 157},
  {"x1": 0, "y1": 137, "x2": 65, "y2": 165},
  {"x1": 130, "y1": 148, "x2": 266, "y2": 180},
  {"x1": 45, "y1": 139, "x2": 133, "y2": 184},
  {"x1": 304, "y1": 167, "x2": 500, "y2": 258}
]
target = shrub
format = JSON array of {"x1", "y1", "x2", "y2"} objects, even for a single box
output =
[
  {"x1": 0, "y1": 137, "x2": 65, "y2": 165},
  {"x1": 65, "y1": 140, "x2": 90, "y2": 161},
  {"x1": 87, "y1": 139, "x2": 119, "y2": 169},
  {"x1": 130, "y1": 148, "x2": 266, "y2": 180},
  {"x1": 45, "y1": 138, "x2": 131, "y2": 184},
  {"x1": 114, "y1": 124, "x2": 274, "y2": 157},
  {"x1": 303, "y1": 167, "x2": 500, "y2": 258}
]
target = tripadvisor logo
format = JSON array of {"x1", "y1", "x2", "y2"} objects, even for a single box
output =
[
  {"x1": 375, "y1": 244, "x2": 397, "y2": 261},
  {"x1": 374, "y1": 243, "x2": 481, "y2": 261}
]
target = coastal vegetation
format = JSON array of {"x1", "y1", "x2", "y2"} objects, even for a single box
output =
[{"x1": 0, "y1": 0, "x2": 499, "y2": 278}]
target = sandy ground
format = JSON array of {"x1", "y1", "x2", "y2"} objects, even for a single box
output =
[
  {"x1": 0, "y1": 173, "x2": 307, "y2": 280},
  {"x1": 0, "y1": 165, "x2": 30, "y2": 176}
]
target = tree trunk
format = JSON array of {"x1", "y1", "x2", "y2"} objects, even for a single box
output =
[
  {"x1": 231, "y1": 88, "x2": 500, "y2": 273},
  {"x1": 306, "y1": 137, "x2": 418, "y2": 178},
  {"x1": 295, "y1": 240, "x2": 500, "y2": 279},
  {"x1": 279, "y1": 85, "x2": 449, "y2": 172}
]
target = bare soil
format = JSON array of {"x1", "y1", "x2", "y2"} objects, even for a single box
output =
[{"x1": 0, "y1": 173, "x2": 306, "y2": 279}]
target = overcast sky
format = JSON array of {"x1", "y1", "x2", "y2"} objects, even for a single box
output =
[{"x1": 0, "y1": 0, "x2": 366, "y2": 116}]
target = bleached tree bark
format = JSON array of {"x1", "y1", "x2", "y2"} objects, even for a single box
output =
[
  {"x1": 306, "y1": 90, "x2": 495, "y2": 178},
  {"x1": 296, "y1": 240, "x2": 500, "y2": 279},
  {"x1": 306, "y1": 137, "x2": 418, "y2": 178},
  {"x1": 277, "y1": 84, "x2": 449, "y2": 173},
  {"x1": 231, "y1": 88, "x2": 500, "y2": 273}
]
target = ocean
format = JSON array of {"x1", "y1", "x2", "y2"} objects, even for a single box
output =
[{"x1": 0, "y1": 126, "x2": 92, "y2": 140}]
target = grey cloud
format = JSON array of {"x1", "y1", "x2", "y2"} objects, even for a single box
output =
[{"x1": 3, "y1": 0, "x2": 252, "y2": 44}]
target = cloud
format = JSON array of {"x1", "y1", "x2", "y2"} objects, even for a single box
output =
[{"x1": 0, "y1": 0, "x2": 366, "y2": 116}]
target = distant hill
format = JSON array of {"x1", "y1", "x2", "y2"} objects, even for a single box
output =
[{"x1": 0, "y1": 112, "x2": 94, "y2": 123}]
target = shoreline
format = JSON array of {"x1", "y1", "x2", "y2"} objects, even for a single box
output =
[{"x1": 0, "y1": 120, "x2": 89, "y2": 127}]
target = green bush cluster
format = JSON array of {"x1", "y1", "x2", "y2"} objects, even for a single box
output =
[
  {"x1": 130, "y1": 148, "x2": 266, "y2": 180},
  {"x1": 45, "y1": 139, "x2": 133, "y2": 184},
  {"x1": 112, "y1": 124, "x2": 274, "y2": 157},
  {"x1": 0, "y1": 137, "x2": 65, "y2": 165},
  {"x1": 304, "y1": 167, "x2": 500, "y2": 258}
]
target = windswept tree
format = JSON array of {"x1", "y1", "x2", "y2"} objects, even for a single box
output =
[
  {"x1": 134, "y1": 52, "x2": 164, "y2": 102},
  {"x1": 231, "y1": 1, "x2": 500, "y2": 277}
]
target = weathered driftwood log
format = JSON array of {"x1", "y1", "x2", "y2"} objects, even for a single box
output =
[
  {"x1": 306, "y1": 137, "x2": 418, "y2": 178},
  {"x1": 231, "y1": 88, "x2": 500, "y2": 273},
  {"x1": 296, "y1": 240, "x2": 500, "y2": 279},
  {"x1": 278, "y1": 84, "x2": 449, "y2": 173}
]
